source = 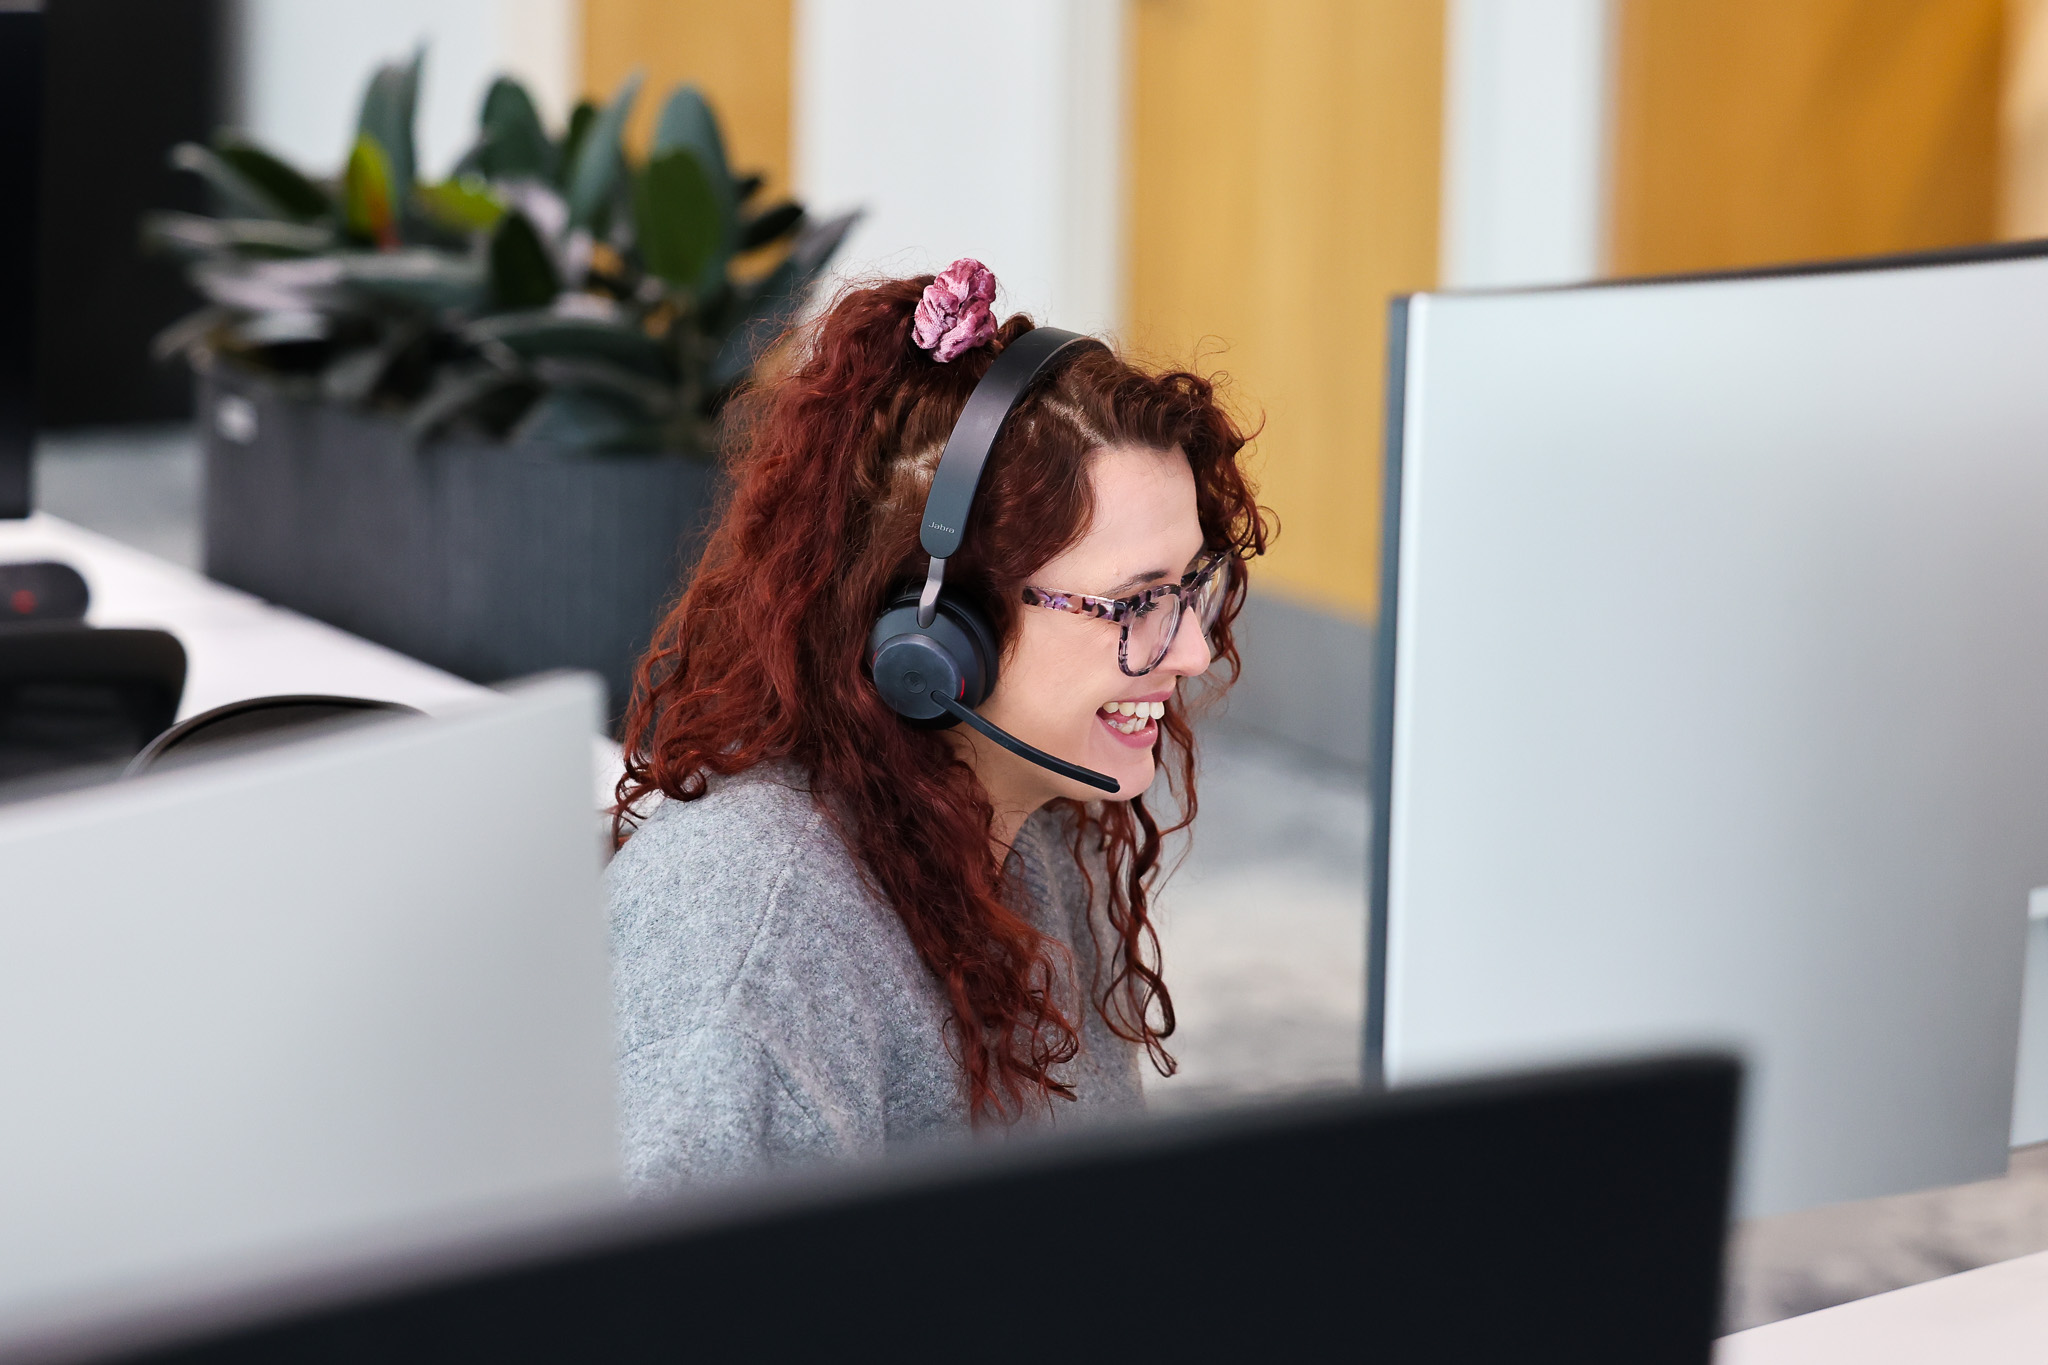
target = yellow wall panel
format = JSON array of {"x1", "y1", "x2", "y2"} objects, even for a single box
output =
[
  {"x1": 1610, "y1": 0, "x2": 2003, "y2": 276},
  {"x1": 1128, "y1": 0, "x2": 1444, "y2": 620},
  {"x1": 581, "y1": 0, "x2": 792, "y2": 199}
]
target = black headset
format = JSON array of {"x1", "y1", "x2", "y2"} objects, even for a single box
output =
[{"x1": 865, "y1": 326, "x2": 1121, "y2": 794}]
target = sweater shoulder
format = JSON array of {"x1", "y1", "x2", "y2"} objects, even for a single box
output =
[
  {"x1": 606, "y1": 765, "x2": 925, "y2": 1054},
  {"x1": 607, "y1": 764, "x2": 848, "y2": 918}
]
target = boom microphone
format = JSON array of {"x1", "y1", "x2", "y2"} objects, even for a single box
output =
[{"x1": 929, "y1": 691, "x2": 1120, "y2": 794}]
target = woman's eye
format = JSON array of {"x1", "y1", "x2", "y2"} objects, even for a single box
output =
[{"x1": 1129, "y1": 597, "x2": 1163, "y2": 617}]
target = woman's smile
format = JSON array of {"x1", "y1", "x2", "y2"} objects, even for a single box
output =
[{"x1": 1097, "y1": 693, "x2": 1170, "y2": 743}]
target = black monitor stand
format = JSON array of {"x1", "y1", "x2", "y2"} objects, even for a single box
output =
[{"x1": 0, "y1": 4, "x2": 43, "y2": 521}]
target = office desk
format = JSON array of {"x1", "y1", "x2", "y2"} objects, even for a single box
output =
[
  {"x1": 0, "y1": 513, "x2": 487, "y2": 718},
  {"x1": 0, "y1": 514, "x2": 623, "y2": 800},
  {"x1": 1718, "y1": 1248, "x2": 2048, "y2": 1362}
]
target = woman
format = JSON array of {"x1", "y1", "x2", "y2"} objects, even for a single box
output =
[{"x1": 608, "y1": 260, "x2": 1269, "y2": 1190}]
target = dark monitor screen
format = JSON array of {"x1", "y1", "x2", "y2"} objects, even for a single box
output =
[
  {"x1": 72, "y1": 1054, "x2": 1739, "y2": 1364},
  {"x1": 0, "y1": 4, "x2": 40, "y2": 520}
]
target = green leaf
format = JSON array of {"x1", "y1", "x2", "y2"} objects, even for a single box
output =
[
  {"x1": 649, "y1": 86, "x2": 737, "y2": 281},
  {"x1": 214, "y1": 137, "x2": 334, "y2": 221},
  {"x1": 738, "y1": 201, "x2": 803, "y2": 252},
  {"x1": 406, "y1": 364, "x2": 534, "y2": 442},
  {"x1": 634, "y1": 148, "x2": 723, "y2": 292},
  {"x1": 322, "y1": 345, "x2": 395, "y2": 403},
  {"x1": 320, "y1": 321, "x2": 424, "y2": 404},
  {"x1": 344, "y1": 135, "x2": 398, "y2": 246},
  {"x1": 487, "y1": 210, "x2": 560, "y2": 309},
  {"x1": 652, "y1": 86, "x2": 732, "y2": 189},
  {"x1": 466, "y1": 311, "x2": 670, "y2": 377},
  {"x1": 708, "y1": 209, "x2": 859, "y2": 390},
  {"x1": 228, "y1": 311, "x2": 333, "y2": 349},
  {"x1": 149, "y1": 305, "x2": 232, "y2": 361},
  {"x1": 565, "y1": 72, "x2": 641, "y2": 230},
  {"x1": 529, "y1": 356, "x2": 676, "y2": 412},
  {"x1": 170, "y1": 142, "x2": 296, "y2": 220},
  {"x1": 707, "y1": 265, "x2": 795, "y2": 391},
  {"x1": 477, "y1": 77, "x2": 554, "y2": 180},
  {"x1": 355, "y1": 47, "x2": 423, "y2": 192},
  {"x1": 556, "y1": 100, "x2": 599, "y2": 192},
  {"x1": 416, "y1": 176, "x2": 506, "y2": 232},
  {"x1": 337, "y1": 249, "x2": 489, "y2": 312},
  {"x1": 511, "y1": 386, "x2": 654, "y2": 451},
  {"x1": 188, "y1": 256, "x2": 345, "y2": 313},
  {"x1": 143, "y1": 210, "x2": 336, "y2": 258}
]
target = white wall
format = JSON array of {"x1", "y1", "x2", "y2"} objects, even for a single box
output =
[
  {"x1": 792, "y1": 0, "x2": 1125, "y2": 337},
  {"x1": 1439, "y1": 0, "x2": 1613, "y2": 289},
  {"x1": 237, "y1": 0, "x2": 580, "y2": 181}
]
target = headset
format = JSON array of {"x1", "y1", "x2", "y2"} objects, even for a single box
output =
[{"x1": 865, "y1": 326, "x2": 1122, "y2": 794}]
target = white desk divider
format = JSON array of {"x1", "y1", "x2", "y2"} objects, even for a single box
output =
[
  {"x1": 1372, "y1": 243, "x2": 2048, "y2": 1217},
  {"x1": 0, "y1": 674, "x2": 623, "y2": 1346}
]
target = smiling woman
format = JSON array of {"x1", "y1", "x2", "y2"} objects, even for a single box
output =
[{"x1": 606, "y1": 267, "x2": 1270, "y2": 1190}]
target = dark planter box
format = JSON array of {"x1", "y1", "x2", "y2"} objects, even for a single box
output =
[{"x1": 199, "y1": 367, "x2": 719, "y2": 723}]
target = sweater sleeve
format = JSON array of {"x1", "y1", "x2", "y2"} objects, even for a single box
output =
[{"x1": 618, "y1": 1021, "x2": 842, "y2": 1194}]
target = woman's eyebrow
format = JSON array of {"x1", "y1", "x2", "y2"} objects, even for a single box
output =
[{"x1": 1102, "y1": 568, "x2": 1174, "y2": 596}]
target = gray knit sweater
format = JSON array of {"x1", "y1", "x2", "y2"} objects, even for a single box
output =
[{"x1": 606, "y1": 764, "x2": 1145, "y2": 1193}]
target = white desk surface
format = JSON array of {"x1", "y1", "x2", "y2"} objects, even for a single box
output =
[
  {"x1": 1718, "y1": 1249, "x2": 2048, "y2": 1362},
  {"x1": 1, "y1": 514, "x2": 623, "y2": 803},
  {"x1": 1, "y1": 513, "x2": 489, "y2": 719}
]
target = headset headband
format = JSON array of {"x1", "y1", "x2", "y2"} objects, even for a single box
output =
[{"x1": 914, "y1": 326, "x2": 1103, "y2": 626}]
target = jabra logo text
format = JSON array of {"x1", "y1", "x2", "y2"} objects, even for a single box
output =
[{"x1": 926, "y1": 520, "x2": 956, "y2": 535}]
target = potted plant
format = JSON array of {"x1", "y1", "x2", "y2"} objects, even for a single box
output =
[{"x1": 149, "y1": 51, "x2": 855, "y2": 720}]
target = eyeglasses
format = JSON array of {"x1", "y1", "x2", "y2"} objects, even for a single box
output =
[{"x1": 1020, "y1": 549, "x2": 1230, "y2": 677}]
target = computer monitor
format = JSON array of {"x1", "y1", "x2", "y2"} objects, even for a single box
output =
[
  {"x1": 0, "y1": 3, "x2": 42, "y2": 518},
  {"x1": 0, "y1": 675, "x2": 620, "y2": 1345},
  {"x1": 1372, "y1": 242, "x2": 2048, "y2": 1218},
  {"x1": 45, "y1": 1055, "x2": 1739, "y2": 1364}
]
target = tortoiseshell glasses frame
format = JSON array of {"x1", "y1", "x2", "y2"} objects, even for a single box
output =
[{"x1": 1019, "y1": 548, "x2": 1231, "y2": 677}]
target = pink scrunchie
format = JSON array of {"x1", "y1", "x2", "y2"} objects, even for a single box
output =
[{"x1": 912, "y1": 258, "x2": 998, "y2": 362}]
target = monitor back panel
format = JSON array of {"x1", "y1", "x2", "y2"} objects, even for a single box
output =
[
  {"x1": 0, "y1": 8, "x2": 42, "y2": 518},
  {"x1": 0, "y1": 677, "x2": 620, "y2": 1337},
  {"x1": 88, "y1": 1057, "x2": 1739, "y2": 1365},
  {"x1": 1378, "y1": 250, "x2": 2048, "y2": 1217}
]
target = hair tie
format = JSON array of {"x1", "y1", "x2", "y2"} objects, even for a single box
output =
[{"x1": 912, "y1": 258, "x2": 998, "y2": 363}]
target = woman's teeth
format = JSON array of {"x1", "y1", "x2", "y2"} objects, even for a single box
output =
[{"x1": 1099, "y1": 700, "x2": 1165, "y2": 734}]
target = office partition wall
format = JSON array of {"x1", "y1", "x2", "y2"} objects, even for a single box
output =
[
  {"x1": 1372, "y1": 243, "x2": 2048, "y2": 1217},
  {"x1": 0, "y1": 5, "x2": 42, "y2": 518},
  {"x1": 0, "y1": 677, "x2": 620, "y2": 1340}
]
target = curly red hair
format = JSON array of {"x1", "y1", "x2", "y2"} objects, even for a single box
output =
[{"x1": 614, "y1": 276, "x2": 1270, "y2": 1121}]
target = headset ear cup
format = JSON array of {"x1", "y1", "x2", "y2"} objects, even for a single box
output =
[
  {"x1": 936, "y1": 596, "x2": 999, "y2": 707},
  {"x1": 867, "y1": 591, "x2": 997, "y2": 723}
]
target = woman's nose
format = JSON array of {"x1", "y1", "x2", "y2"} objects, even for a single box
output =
[{"x1": 1158, "y1": 603, "x2": 1214, "y2": 677}]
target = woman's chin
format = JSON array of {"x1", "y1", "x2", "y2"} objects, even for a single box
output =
[
  {"x1": 1059, "y1": 761, "x2": 1151, "y2": 802},
  {"x1": 1084, "y1": 720, "x2": 1158, "y2": 798}
]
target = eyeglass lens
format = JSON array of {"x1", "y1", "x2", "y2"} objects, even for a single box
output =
[
  {"x1": 1125, "y1": 560, "x2": 1227, "y2": 674},
  {"x1": 1125, "y1": 595, "x2": 1177, "y2": 673},
  {"x1": 1192, "y1": 560, "x2": 1227, "y2": 629}
]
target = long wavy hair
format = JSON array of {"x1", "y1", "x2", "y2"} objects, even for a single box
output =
[{"x1": 614, "y1": 275, "x2": 1270, "y2": 1121}]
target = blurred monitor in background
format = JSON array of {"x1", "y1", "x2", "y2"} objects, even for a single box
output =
[
  {"x1": 0, "y1": 1, "x2": 41, "y2": 516},
  {"x1": 35, "y1": 0, "x2": 223, "y2": 429}
]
